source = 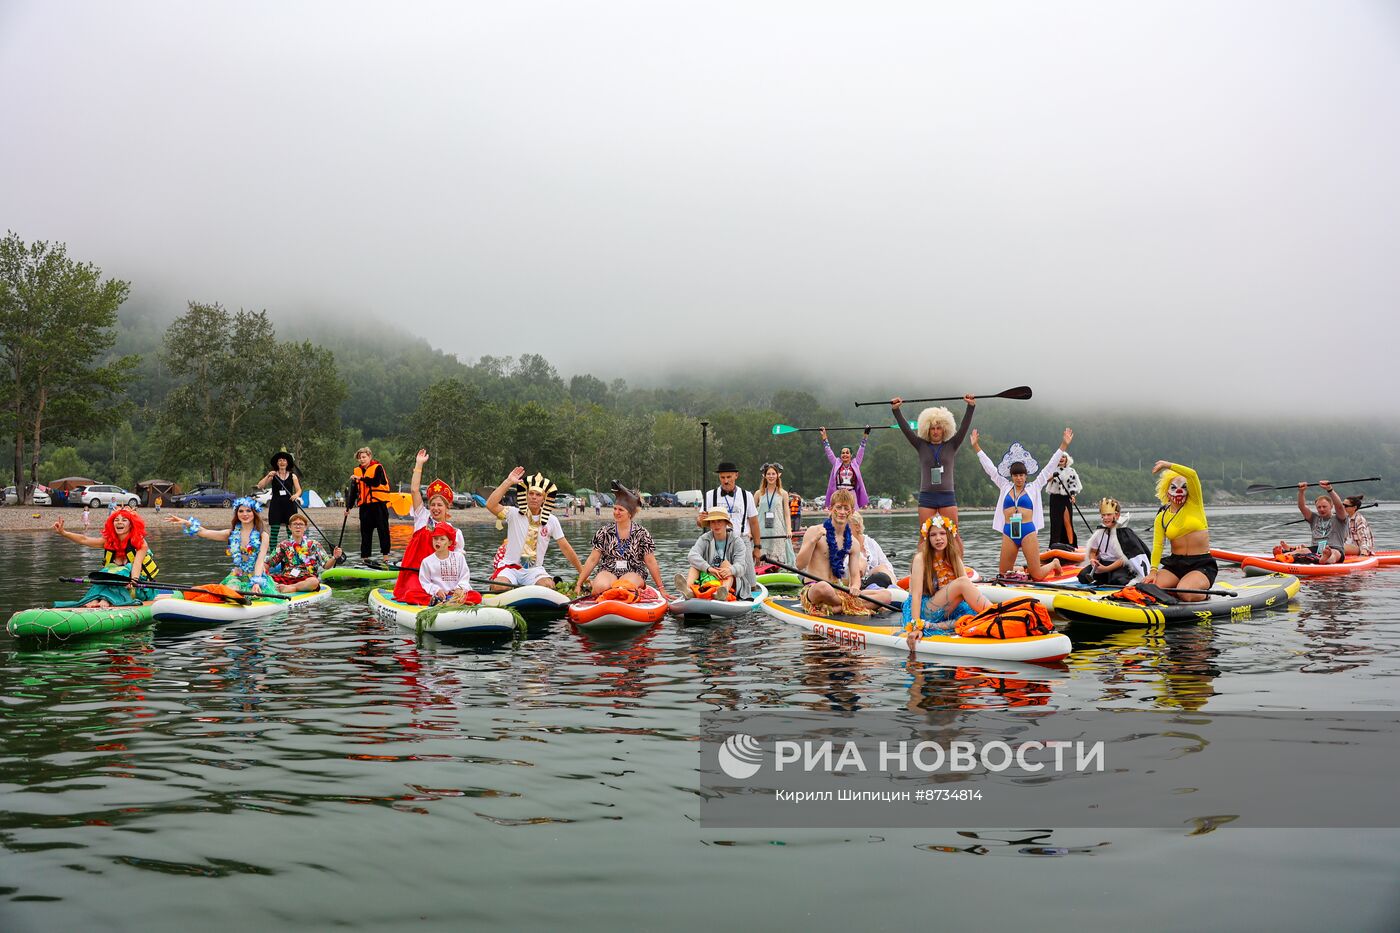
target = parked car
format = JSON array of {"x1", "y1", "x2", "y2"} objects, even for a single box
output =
[
  {"x1": 5, "y1": 485, "x2": 53, "y2": 506},
  {"x1": 650, "y1": 492, "x2": 680, "y2": 508},
  {"x1": 169, "y1": 485, "x2": 239, "y2": 508},
  {"x1": 675, "y1": 490, "x2": 703, "y2": 507},
  {"x1": 452, "y1": 493, "x2": 474, "y2": 509},
  {"x1": 65, "y1": 485, "x2": 88, "y2": 505},
  {"x1": 80, "y1": 484, "x2": 139, "y2": 508}
]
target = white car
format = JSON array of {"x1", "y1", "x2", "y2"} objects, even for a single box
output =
[
  {"x1": 4, "y1": 485, "x2": 52, "y2": 506},
  {"x1": 81, "y1": 484, "x2": 140, "y2": 509}
]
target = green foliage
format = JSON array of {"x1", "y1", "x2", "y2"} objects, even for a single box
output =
[
  {"x1": 37, "y1": 446, "x2": 92, "y2": 483},
  {"x1": 0, "y1": 232, "x2": 134, "y2": 500}
]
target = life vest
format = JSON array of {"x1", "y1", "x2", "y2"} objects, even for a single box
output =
[
  {"x1": 354, "y1": 461, "x2": 392, "y2": 506},
  {"x1": 954, "y1": 598, "x2": 1054, "y2": 639},
  {"x1": 788, "y1": 496, "x2": 800, "y2": 516},
  {"x1": 185, "y1": 584, "x2": 244, "y2": 604},
  {"x1": 104, "y1": 541, "x2": 158, "y2": 579},
  {"x1": 598, "y1": 579, "x2": 640, "y2": 603}
]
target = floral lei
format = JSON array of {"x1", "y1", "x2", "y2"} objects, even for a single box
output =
[
  {"x1": 226, "y1": 525, "x2": 261, "y2": 573},
  {"x1": 824, "y1": 518, "x2": 853, "y2": 580}
]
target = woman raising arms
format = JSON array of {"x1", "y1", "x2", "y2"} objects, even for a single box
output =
[{"x1": 971, "y1": 427, "x2": 1073, "y2": 579}]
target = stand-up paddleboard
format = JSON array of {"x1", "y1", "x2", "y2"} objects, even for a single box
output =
[
  {"x1": 669, "y1": 583, "x2": 768, "y2": 620},
  {"x1": 151, "y1": 585, "x2": 331, "y2": 627},
  {"x1": 760, "y1": 597, "x2": 1072, "y2": 664},
  {"x1": 567, "y1": 586, "x2": 669, "y2": 631},
  {"x1": 1053, "y1": 573, "x2": 1300, "y2": 626},
  {"x1": 368, "y1": 588, "x2": 519, "y2": 636}
]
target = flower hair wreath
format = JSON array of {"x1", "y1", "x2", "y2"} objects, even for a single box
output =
[
  {"x1": 920, "y1": 515, "x2": 959, "y2": 539},
  {"x1": 232, "y1": 496, "x2": 263, "y2": 513}
]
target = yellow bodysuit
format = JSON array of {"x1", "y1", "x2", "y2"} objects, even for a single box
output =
[{"x1": 1151, "y1": 463, "x2": 1207, "y2": 569}]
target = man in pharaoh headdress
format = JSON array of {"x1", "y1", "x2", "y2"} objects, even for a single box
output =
[{"x1": 485, "y1": 466, "x2": 585, "y2": 590}]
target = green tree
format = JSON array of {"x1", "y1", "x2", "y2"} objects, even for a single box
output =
[
  {"x1": 406, "y1": 378, "x2": 502, "y2": 490},
  {"x1": 268, "y1": 340, "x2": 348, "y2": 491},
  {"x1": 156, "y1": 302, "x2": 279, "y2": 486},
  {"x1": 0, "y1": 232, "x2": 134, "y2": 501}
]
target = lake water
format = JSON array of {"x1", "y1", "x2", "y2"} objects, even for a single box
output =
[{"x1": 3, "y1": 508, "x2": 1399, "y2": 932}]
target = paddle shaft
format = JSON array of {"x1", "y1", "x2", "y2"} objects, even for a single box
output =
[
  {"x1": 782, "y1": 425, "x2": 890, "y2": 434},
  {"x1": 993, "y1": 576, "x2": 1231, "y2": 597},
  {"x1": 88, "y1": 570, "x2": 296, "y2": 600},
  {"x1": 60, "y1": 575, "x2": 251, "y2": 606},
  {"x1": 759, "y1": 555, "x2": 890, "y2": 611},
  {"x1": 1246, "y1": 476, "x2": 1379, "y2": 494},
  {"x1": 853, "y1": 386, "x2": 1032, "y2": 408}
]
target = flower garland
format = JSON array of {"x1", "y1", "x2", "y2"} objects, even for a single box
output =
[{"x1": 824, "y1": 518, "x2": 853, "y2": 581}]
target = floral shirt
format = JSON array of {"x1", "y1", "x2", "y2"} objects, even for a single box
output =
[
  {"x1": 590, "y1": 523, "x2": 655, "y2": 577},
  {"x1": 269, "y1": 536, "x2": 331, "y2": 578}
]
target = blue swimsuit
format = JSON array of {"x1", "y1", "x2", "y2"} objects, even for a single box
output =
[{"x1": 1002, "y1": 488, "x2": 1035, "y2": 543}]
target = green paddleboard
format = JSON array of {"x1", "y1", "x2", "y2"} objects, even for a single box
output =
[
  {"x1": 321, "y1": 565, "x2": 398, "y2": 586},
  {"x1": 7, "y1": 603, "x2": 155, "y2": 642}
]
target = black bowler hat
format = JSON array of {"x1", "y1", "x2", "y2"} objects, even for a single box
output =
[{"x1": 714, "y1": 461, "x2": 740, "y2": 474}]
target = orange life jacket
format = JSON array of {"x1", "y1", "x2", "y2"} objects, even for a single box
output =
[
  {"x1": 954, "y1": 598, "x2": 1054, "y2": 639},
  {"x1": 354, "y1": 461, "x2": 392, "y2": 506}
]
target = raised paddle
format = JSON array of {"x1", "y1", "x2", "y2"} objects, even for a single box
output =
[
  {"x1": 759, "y1": 555, "x2": 892, "y2": 612},
  {"x1": 1266, "y1": 501, "x2": 1378, "y2": 529},
  {"x1": 61, "y1": 575, "x2": 252, "y2": 606},
  {"x1": 771, "y1": 422, "x2": 916, "y2": 436},
  {"x1": 854, "y1": 386, "x2": 1033, "y2": 408},
  {"x1": 87, "y1": 570, "x2": 298, "y2": 600},
  {"x1": 1245, "y1": 477, "x2": 1380, "y2": 495}
]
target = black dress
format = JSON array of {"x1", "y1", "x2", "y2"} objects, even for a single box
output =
[{"x1": 268, "y1": 472, "x2": 297, "y2": 525}]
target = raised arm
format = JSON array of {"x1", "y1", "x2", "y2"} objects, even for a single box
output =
[
  {"x1": 1296, "y1": 482, "x2": 1313, "y2": 521},
  {"x1": 852, "y1": 429, "x2": 870, "y2": 467},
  {"x1": 891, "y1": 398, "x2": 921, "y2": 450},
  {"x1": 976, "y1": 448, "x2": 1001, "y2": 485},
  {"x1": 409, "y1": 449, "x2": 429, "y2": 512},
  {"x1": 166, "y1": 515, "x2": 233, "y2": 542},
  {"x1": 52, "y1": 519, "x2": 103, "y2": 548},
  {"x1": 487, "y1": 466, "x2": 526, "y2": 516},
  {"x1": 946, "y1": 396, "x2": 976, "y2": 449}
]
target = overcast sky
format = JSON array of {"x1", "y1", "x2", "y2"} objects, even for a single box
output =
[{"x1": 3, "y1": 1, "x2": 1398, "y2": 411}]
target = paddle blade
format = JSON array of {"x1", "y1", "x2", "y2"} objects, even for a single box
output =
[
  {"x1": 1244, "y1": 483, "x2": 1275, "y2": 494},
  {"x1": 771, "y1": 424, "x2": 799, "y2": 436},
  {"x1": 996, "y1": 385, "x2": 1034, "y2": 400},
  {"x1": 386, "y1": 492, "x2": 412, "y2": 516}
]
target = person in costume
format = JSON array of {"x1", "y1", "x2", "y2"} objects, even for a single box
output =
[
  {"x1": 1044, "y1": 453, "x2": 1083, "y2": 550},
  {"x1": 348, "y1": 446, "x2": 392, "y2": 561},
  {"x1": 392, "y1": 449, "x2": 456, "y2": 605},
  {"x1": 971, "y1": 427, "x2": 1074, "y2": 579},
  {"x1": 257, "y1": 449, "x2": 303, "y2": 547},
  {"x1": 267, "y1": 513, "x2": 341, "y2": 592},
  {"x1": 698, "y1": 461, "x2": 761, "y2": 598},
  {"x1": 576, "y1": 482, "x2": 671, "y2": 598},
  {"x1": 902, "y1": 515, "x2": 991, "y2": 649},
  {"x1": 754, "y1": 462, "x2": 795, "y2": 567},
  {"x1": 1343, "y1": 495, "x2": 1376, "y2": 557},
  {"x1": 1146, "y1": 460, "x2": 1216, "y2": 601},
  {"x1": 891, "y1": 394, "x2": 976, "y2": 526},
  {"x1": 1078, "y1": 498, "x2": 1150, "y2": 586},
  {"x1": 675, "y1": 507, "x2": 747, "y2": 602},
  {"x1": 168, "y1": 497, "x2": 272, "y2": 593},
  {"x1": 418, "y1": 524, "x2": 478, "y2": 605},
  {"x1": 485, "y1": 466, "x2": 584, "y2": 591},
  {"x1": 820, "y1": 427, "x2": 871, "y2": 510},
  {"x1": 794, "y1": 490, "x2": 870, "y2": 616},
  {"x1": 52, "y1": 507, "x2": 158, "y2": 608},
  {"x1": 1275, "y1": 481, "x2": 1349, "y2": 565},
  {"x1": 848, "y1": 510, "x2": 899, "y2": 608}
]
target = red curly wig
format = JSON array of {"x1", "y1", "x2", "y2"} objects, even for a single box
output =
[{"x1": 101, "y1": 507, "x2": 147, "y2": 552}]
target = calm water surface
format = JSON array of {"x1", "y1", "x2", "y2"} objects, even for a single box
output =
[{"x1": 3, "y1": 509, "x2": 1400, "y2": 932}]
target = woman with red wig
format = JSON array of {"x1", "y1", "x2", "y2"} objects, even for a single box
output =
[{"x1": 52, "y1": 507, "x2": 159, "y2": 608}]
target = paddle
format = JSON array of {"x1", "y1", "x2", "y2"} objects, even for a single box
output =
[
  {"x1": 61, "y1": 575, "x2": 252, "y2": 606},
  {"x1": 759, "y1": 555, "x2": 892, "y2": 612},
  {"x1": 87, "y1": 570, "x2": 297, "y2": 601},
  {"x1": 991, "y1": 575, "x2": 1233, "y2": 598},
  {"x1": 1267, "y1": 501, "x2": 1379, "y2": 528},
  {"x1": 854, "y1": 386, "x2": 1033, "y2": 408},
  {"x1": 1245, "y1": 476, "x2": 1380, "y2": 495},
  {"x1": 771, "y1": 422, "x2": 916, "y2": 436}
]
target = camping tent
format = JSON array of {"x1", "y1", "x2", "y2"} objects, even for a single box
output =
[
  {"x1": 137, "y1": 479, "x2": 180, "y2": 507},
  {"x1": 300, "y1": 489, "x2": 327, "y2": 508},
  {"x1": 49, "y1": 476, "x2": 96, "y2": 492}
]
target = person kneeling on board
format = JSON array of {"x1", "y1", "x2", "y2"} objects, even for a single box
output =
[{"x1": 1078, "y1": 498, "x2": 1150, "y2": 587}]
